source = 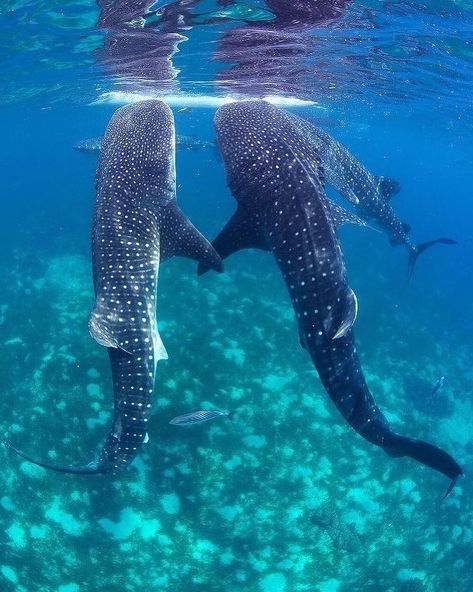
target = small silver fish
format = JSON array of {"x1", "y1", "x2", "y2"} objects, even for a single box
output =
[
  {"x1": 431, "y1": 376, "x2": 445, "y2": 395},
  {"x1": 169, "y1": 409, "x2": 234, "y2": 425}
]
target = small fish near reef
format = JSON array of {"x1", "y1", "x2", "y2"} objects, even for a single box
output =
[
  {"x1": 432, "y1": 376, "x2": 446, "y2": 395},
  {"x1": 170, "y1": 409, "x2": 235, "y2": 425}
]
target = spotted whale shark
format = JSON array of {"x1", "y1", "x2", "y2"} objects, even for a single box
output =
[
  {"x1": 287, "y1": 117, "x2": 456, "y2": 279},
  {"x1": 201, "y1": 100, "x2": 462, "y2": 496},
  {"x1": 4, "y1": 100, "x2": 222, "y2": 474}
]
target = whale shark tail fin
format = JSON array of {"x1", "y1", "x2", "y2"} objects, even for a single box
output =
[
  {"x1": 2, "y1": 438, "x2": 105, "y2": 475},
  {"x1": 384, "y1": 434, "x2": 463, "y2": 499},
  {"x1": 407, "y1": 238, "x2": 458, "y2": 281},
  {"x1": 377, "y1": 176, "x2": 400, "y2": 200}
]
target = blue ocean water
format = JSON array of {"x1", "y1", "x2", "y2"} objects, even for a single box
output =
[{"x1": 1, "y1": 1, "x2": 473, "y2": 591}]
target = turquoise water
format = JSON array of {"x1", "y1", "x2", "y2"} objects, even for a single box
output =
[{"x1": 1, "y1": 2, "x2": 473, "y2": 591}]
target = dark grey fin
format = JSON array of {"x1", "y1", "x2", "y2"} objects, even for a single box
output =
[
  {"x1": 377, "y1": 176, "x2": 401, "y2": 200},
  {"x1": 402, "y1": 221, "x2": 411, "y2": 234},
  {"x1": 326, "y1": 201, "x2": 367, "y2": 228},
  {"x1": 383, "y1": 433, "x2": 463, "y2": 499},
  {"x1": 2, "y1": 438, "x2": 105, "y2": 475},
  {"x1": 442, "y1": 474, "x2": 460, "y2": 500},
  {"x1": 407, "y1": 238, "x2": 458, "y2": 282},
  {"x1": 88, "y1": 311, "x2": 132, "y2": 354},
  {"x1": 160, "y1": 202, "x2": 223, "y2": 273},
  {"x1": 332, "y1": 289, "x2": 358, "y2": 340},
  {"x1": 73, "y1": 137, "x2": 103, "y2": 153},
  {"x1": 197, "y1": 206, "x2": 269, "y2": 275}
]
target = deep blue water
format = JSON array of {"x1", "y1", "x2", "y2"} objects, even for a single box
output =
[{"x1": 1, "y1": 2, "x2": 473, "y2": 592}]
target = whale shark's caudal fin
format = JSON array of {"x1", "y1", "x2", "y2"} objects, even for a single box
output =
[
  {"x1": 160, "y1": 202, "x2": 223, "y2": 272},
  {"x1": 407, "y1": 238, "x2": 458, "y2": 281},
  {"x1": 384, "y1": 434, "x2": 463, "y2": 499},
  {"x1": 1, "y1": 439, "x2": 106, "y2": 475}
]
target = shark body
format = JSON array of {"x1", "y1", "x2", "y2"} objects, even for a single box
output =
[
  {"x1": 202, "y1": 100, "x2": 462, "y2": 495},
  {"x1": 5, "y1": 100, "x2": 221, "y2": 474},
  {"x1": 288, "y1": 117, "x2": 456, "y2": 278}
]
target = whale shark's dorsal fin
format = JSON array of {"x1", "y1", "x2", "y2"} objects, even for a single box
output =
[
  {"x1": 160, "y1": 202, "x2": 223, "y2": 273},
  {"x1": 198, "y1": 205, "x2": 269, "y2": 275}
]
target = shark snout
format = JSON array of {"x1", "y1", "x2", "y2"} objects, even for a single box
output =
[{"x1": 215, "y1": 99, "x2": 276, "y2": 130}]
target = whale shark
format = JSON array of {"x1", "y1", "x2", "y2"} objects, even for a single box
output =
[
  {"x1": 286, "y1": 116, "x2": 456, "y2": 279},
  {"x1": 4, "y1": 100, "x2": 222, "y2": 474},
  {"x1": 201, "y1": 100, "x2": 462, "y2": 496}
]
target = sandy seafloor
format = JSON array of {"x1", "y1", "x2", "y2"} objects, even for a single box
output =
[{"x1": 0, "y1": 105, "x2": 472, "y2": 592}]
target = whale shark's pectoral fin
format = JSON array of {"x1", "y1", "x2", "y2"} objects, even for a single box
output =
[
  {"x1": 198, "y1": 205, "x2": 269, "y2": 275},
  {"x1": 88, "y1": 311, "x2": 132, "y2": 354},
  {"x1": 160, "y1": 202, "x2": 223, "y2": 273},
  {"x1": 332, "y1": 289, "x2": 358, "y2": 340},
  {"x1": 326, "y1": 202, "x2": 367, "y2": 229}
]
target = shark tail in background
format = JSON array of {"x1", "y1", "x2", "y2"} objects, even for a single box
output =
[
  {"x1": 1, "y1": 439, "x2": 106, "y2": 475},
  {"x1": 383, "y1": 433, "x2": 463, "y2": 499},
  {"x1": 407, "y1": 238, "x2": 458, "y2": 281}
]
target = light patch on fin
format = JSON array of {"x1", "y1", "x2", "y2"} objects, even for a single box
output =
[
  {"x1": 143, "y1": 433, "x2": 149, "y2": 444},
  {"x1": 344, "y1": 188, "x2": 360, "y2": 206},
  {"x1": 89, "y1": 311, "x2": 124, "y2": 351},
  {"x1": 332, "y1": 289, "x2": 358, "y2": 340},
  {"x1": 151, "y1": 325, "x2": 168, "y2": 363}
]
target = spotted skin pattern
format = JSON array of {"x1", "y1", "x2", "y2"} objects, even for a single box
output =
[
  {"x1": 207, "y1": 100, "x2": 461, "y2": 495},
  {"x1": 4, "y1": 100, "x2": 222, "y2": 474},
  {"x1": 287, "y1": 115, "x2": 456, "y2": 277},
  {"x1": 289, "y1": 118, "x2": 412, "y2": 244}
]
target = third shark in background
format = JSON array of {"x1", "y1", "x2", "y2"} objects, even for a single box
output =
[{"x1": 288, "y1": 115, "x2": 457, "y2": 279}]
